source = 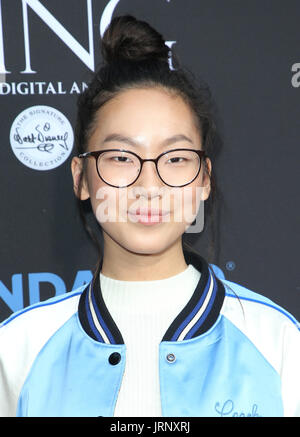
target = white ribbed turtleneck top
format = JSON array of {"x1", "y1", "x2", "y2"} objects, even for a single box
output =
[{"x1": 99, "y1": 263, "x2": 201, "y2": 417}]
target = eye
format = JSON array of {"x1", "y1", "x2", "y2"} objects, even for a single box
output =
[
  {"x1": 167, "y1": 156, "x2": 187, "y2": 164},
  {"x1": 111, "y1": 155, "x2": 132, "y2": 163},
  {"x1": 100, "y1": 150, "x2": 136, "y2": 165},
  {"x1": 161, "y1": 149, "x2": 196, "y2": 166}
]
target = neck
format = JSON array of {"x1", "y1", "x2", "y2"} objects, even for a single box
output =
[{"x1": 100, "y1": 235, "x2": 188, "y2": 281}]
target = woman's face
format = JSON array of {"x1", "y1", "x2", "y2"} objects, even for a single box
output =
[{"x1": 72, "y1": 87, "x2": 211, "y2": 255}]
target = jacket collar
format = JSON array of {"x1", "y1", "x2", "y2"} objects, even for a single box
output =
[{"x1": 78, "y1": 249, "x2": 225, "y2": 345}]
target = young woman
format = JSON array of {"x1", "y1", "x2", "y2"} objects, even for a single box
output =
[{"x1": 0, "y1": 15, "x2": 299, "y2": 418}]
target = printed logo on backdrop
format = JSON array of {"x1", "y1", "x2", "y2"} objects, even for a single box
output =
[
  {"x1": 0, "y1": 0, "x2": 176, "y2": 95},
  {"x1": 291, "y1": 63, "x2": 300, "y2": 88},
  {"x1": 10, "y1": 105, "x2": 74, "y2": 170}
]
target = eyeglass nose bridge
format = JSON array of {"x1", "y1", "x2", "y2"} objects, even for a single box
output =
[{"x1": 135, "y1": 156, "x2": 164, "y2": 184}]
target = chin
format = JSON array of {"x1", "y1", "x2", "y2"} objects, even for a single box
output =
[
  {"x1": 102, "y1": 221, "x2": 187, "y2": 255},
  {"x1": 122, "y1": 236, "x2": 170, "y2": 256},
  {"x1": 105, "y1": 230, "x2": 169, "y2": 256}
]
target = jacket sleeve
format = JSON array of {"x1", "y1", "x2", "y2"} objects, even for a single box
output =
[
  {"x1": 280, "y1": 319, "x2": 300, "y2": 417},
  {"x1": 0, "y1": 320, "x2": 30, "y2": 417},
  {"x1": 0, "y1": 291, "x2": 82, "y2": 416}
]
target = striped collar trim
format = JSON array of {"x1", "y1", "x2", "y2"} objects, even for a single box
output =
[{"x1": 78, "y1": 249, "x2": 225, "y2": 344}]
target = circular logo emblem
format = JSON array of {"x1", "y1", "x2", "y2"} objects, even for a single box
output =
[{"x1": 10, "y1": 105, "x2": 74, "y2": 171}]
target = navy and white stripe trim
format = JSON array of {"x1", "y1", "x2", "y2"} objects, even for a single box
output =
[
  {"x1": 83, "y1": 284, "x2": 111, "y2": 343},
  {"x1": 79, "y1": 255, "x2": 124, "y2": 344},
  {"x1": 172, "y1": 267, "x2": 218, "y2": 341},
  {"x1": 78, "y1": 249, "x2": 225, "y2": 344},
  {"x1": 162, "y1": 251, "x2": 225, "y2": 342}
]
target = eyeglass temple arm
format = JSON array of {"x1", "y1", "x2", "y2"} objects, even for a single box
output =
[{"x1": 78, "y1": 152, "x2": 91, "y2": 158}]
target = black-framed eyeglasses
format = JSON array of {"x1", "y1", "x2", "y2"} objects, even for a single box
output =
[{"x1": 78, "y1": 148, "x2": 206, "y2": 188}]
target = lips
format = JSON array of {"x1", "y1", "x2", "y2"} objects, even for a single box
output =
[
  {"x1": 134, "y1": 208, "x2": 169, "y2": 217},
  {"x1": 127, "y1": 207, "x2": 170, "y2": 225}
]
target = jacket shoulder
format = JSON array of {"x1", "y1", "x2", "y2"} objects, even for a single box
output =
[
  {"x1": 220, "y1": 277, "x2": 300, "y2": 330},
  {"x1": 1, "y1": 286, "x2": 85, "y2": 329}
]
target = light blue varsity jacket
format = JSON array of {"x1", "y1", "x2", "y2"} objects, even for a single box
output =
[{"x1": 0, "y1": 249, "x2": 299, "y2": 417}]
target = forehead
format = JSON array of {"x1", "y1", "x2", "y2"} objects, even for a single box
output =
[{"x1": 88, "y1": 87, "x2": 202, "y2": 150}]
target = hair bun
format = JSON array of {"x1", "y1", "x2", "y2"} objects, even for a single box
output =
[{"x1": 101, "y1": 15, "x2": 170, "y2": 64}]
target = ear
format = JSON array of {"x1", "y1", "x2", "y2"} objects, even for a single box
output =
[
  {"x1": 201, "y1": 157, "x2": 212, "y2": 201},
  {"x1": 71, "y1": 156, "x2": 90, "y2": 200}
]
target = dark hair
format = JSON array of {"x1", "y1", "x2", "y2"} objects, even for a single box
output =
[{"x1": 74, "y1": 15, "x2": 223, "y2": 281}]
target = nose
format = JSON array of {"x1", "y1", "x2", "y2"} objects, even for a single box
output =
[
  {"x1": 136, "y1": 159, "x2": 163, "y2": 188},
  {"x1": 132, "y1": 160, "x2": 165, "y2": 199}
]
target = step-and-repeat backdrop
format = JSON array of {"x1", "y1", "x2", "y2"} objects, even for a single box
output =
[{"x1": 1, "y1": 0, "x2": 299, "y2": 322}]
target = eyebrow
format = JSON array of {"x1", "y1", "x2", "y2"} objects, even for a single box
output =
[{"x1": 102, "y1": 133, "x2": 194, "y2": 148}]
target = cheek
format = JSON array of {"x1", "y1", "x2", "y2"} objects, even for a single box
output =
[
  {"x1": 175, "y1": 187, "x2": 196, "y2": 224},
  {"x1": 179, "y1": 179, "x2": 207, "y2": 234},
  {"x1": 92, "y1": 186, "x2": 123, "y2": 224},
  {"x1": 84, "y1": 162, "x2": 119, "y2": 222},
  {"x1": 172, "y1": 178, "x2": 204, "y2": 222}
]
